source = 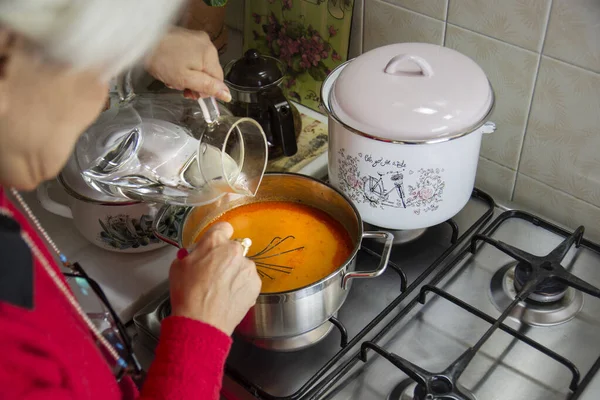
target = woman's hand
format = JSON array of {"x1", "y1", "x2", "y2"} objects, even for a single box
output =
[
  {"x1": 145, "y1": 27, "x2": 231, "y2": 102},
  {"x1": 169, "y1": 222, "x2": 261, "y2": 336}
]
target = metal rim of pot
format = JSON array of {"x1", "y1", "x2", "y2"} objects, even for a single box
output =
[
  {"x1": 152, "y1": 172, "x2": 395, "y2": 301},
  {"x1": 320, "y1": 59, "x2": 497, "y2": 146}
]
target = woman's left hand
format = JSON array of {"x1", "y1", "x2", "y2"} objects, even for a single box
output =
[{"x1": 145, "y1": 27, "x2": 231, "y2": 102}]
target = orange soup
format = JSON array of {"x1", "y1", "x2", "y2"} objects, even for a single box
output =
[{"x1": 195, "y1": 201, "x2": 354, "y2": 293}]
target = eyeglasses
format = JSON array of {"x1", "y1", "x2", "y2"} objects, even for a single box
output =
[{"x1": 64, "y1": 262, "x2": 143, "y2": 382}]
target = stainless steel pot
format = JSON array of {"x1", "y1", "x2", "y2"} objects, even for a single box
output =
[{"x1": 153, "y1": 173, "x2": 393, "y2": 342}]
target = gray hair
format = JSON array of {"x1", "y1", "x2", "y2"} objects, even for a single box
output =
[{"x1": 0, "y1": 0, "x2": 186, "y2": 80}]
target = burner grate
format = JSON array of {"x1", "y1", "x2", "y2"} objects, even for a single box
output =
[
  {"x1": 327, "y1": 210, "x2": 600, "y2": 400},
  {"x1": 357, "y1": 284, "x2": 581, "y2": 400},
  {"x1": 471, "y1": 226, "x2": 600, "y2": 303}
]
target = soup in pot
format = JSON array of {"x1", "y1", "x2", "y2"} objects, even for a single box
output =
[{"x1": 194, "y1": 201, "x2": 353, "y2": 293}]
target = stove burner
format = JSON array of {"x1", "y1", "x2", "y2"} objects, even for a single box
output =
[
  {"x1": 364, "y1": 218, "x2": 460, "y2": 246},
  {"x1": 490, "y1": 263, "x2": 584, "y2": 326},
  {"x1": 473, "y1": 226, "x2": 600, "y2": 307},
  {"x1": 387, "y1": 380, "x2": 417, "y2": 400},
  {"x1": 387, "y1": 378, "x2": 476, "y2": 400},
  {"x1": 513, "y1": 262, "x2": 568, "y2": 303},
  {"x1": 242, "y1": 319, "x2": 334, "y2": 352},
  {"x1": 362, "y1": 342, "x2": 477, "y2": 400},
  {"x1": 363, "y1": 223, "x2": 427, "y2": 245},
  {"x1": 161, "y1": 299, "x2": 336, "y2": 352}
]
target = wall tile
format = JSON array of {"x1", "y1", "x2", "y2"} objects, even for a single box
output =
[
  {"x1": 514, "y1": 174, "x2": 600, "y2": 243},
  {"x1": 385, "y1": 0, "x2": 448, "y2": 20},
  {"x1": 445, "y1": 25, "x2": 538, "y2": 169},
  {"x1": 447, "y1": 0, "x2": 551, "y2": 52},
  {"x1": 475, "y1": 157, "x2": 517, "y2": 203},
  {"x1": 543, "y1": 0, "x2": 600, "y2": 73},
  {"x1": 520, "y1": 57, "x2": 600, "y2": 207},
  {"x1": 225, "y1": 0, "x2": 245, "y2": 32},
  {"x1": 364, "y1": 0, "x2": 444, "y2": 51},
  {"x1": 348, "y1": 0, "x2": 364, "y2": 58}
]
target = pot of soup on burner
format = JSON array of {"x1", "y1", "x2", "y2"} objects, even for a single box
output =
[
  {"x1": 152, "y1": 173, "x2": 394, "y2": 351},
  {"x1": 74, "y1": 71, "x2": 269, "y2": 207}
]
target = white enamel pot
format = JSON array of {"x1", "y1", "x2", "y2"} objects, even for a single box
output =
[
  {"x1": 37, "y1": 179, "x2": 167, "y2": 253},
  {"x1": 321, "y1": 43, "x2": 496, "y2": 230}
]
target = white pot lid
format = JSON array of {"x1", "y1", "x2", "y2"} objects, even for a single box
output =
[{"x1": 330, "y1": 43, "x2": 494, "y2": 142}]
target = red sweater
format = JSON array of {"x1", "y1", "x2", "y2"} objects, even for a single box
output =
[{"x1": 0, "y1": 189, "x2": 232, "y2": 399}]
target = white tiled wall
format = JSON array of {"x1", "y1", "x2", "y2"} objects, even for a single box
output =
[{"x1": 226, "y1": 0, "x2": 600, "y2": 241}]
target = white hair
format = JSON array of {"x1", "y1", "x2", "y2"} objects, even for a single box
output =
[{"x1": 0, "y1": 0, "x2": 187, "y2": 80}]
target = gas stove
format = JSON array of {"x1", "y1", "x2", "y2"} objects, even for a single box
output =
[{"x1": 133, "y1": 186, "x2": 600, "y2": 400}]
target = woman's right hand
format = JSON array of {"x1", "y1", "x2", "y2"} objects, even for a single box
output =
[{"x1": 169, "y1": 222, "x2": 261, "y2": 336}]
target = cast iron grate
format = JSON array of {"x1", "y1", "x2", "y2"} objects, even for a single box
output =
[{"x1": 349, "y1": 210, "x2": 600, "y2": 400}]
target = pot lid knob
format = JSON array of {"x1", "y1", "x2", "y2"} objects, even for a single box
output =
[
  {"x1": 384, "y1": 54, "x2": 433, "y2": 77},
  {"x1": 226, "y1": 49, "x2": 284, "y2": 88}
]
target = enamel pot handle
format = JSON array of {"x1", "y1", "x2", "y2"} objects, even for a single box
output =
[
  {"x1": 341, "y1": 231, "x2": 394, "y2": 290},
  {"x1": 482, "y1": 121, "x2": 496, "y2": 134},
  {"x1": 36, "y1": 181, "x2": 73, "y2": 219}
]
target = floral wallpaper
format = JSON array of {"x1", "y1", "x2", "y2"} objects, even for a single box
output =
[{"x1": 244, "y1": 0, "x2": 354, "y2": 111}]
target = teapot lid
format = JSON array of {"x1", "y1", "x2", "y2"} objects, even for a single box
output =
[
  {"x1": 330, "y1": 43, "x2": 494, "y2": 142},
  {"x1": 226, "y1": 49, "x2": 284, "y2": 88}
]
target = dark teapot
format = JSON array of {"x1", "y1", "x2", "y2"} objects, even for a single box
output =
[{"x1": 224, "y1": 49, "x2": 300, "y2": 159}]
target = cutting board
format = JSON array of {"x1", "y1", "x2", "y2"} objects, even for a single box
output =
[{"x1": 267, "y1": 112, "x2": 328, "y2": 173}]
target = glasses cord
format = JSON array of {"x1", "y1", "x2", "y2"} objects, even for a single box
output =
[{"x1": 9, "y1": 188, "x2": 127, "y2": 370}]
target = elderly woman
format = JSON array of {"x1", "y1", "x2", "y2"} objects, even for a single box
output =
[{"x1": 0, "y1": 1, "x2": 261, "y2": 399}]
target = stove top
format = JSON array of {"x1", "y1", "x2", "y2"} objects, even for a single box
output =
[{"x1": 133, "y1": 187, "x2": 600, "y2": 400}]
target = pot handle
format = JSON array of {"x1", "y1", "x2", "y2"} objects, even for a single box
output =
[
  {"x1": 341, "y1": 231, "x2": 394, "y2": 290},
  {"x1": 36, "y1": 181, "x2": 73, "y2": 219},
  {"x1": 482, "y1": 121, "x2": 496, "y2": 134},
  {"x1": 385, "y1": 54, "x2": 433, "y2": 77},
  {"x1": 259, "y1": 86, "x2": 298, "y2": 157},
  {"x1": 151, "y1": 205, "x2": 182, "y2": 248},
  {"x1": 116, "y1": 69, "x2": 135, "y2": 102}
]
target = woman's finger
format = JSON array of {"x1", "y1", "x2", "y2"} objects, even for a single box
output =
[
  {"x1": 186, "y1": 221, "x2": 234, "y2": 261},
  {"x1": 184, "y1": 71, "x2": 231, "y2": 102},
  {"x1": 183, "y1": 89, "x2": 209, "y2": 100}
]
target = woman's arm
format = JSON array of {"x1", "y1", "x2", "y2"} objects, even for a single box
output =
[
  {"x1": 139, "y1": 317, "x2": 231, "y2": 400},
  {"x1": 139, "y1": 222, "x2": 261, "y2": 400}
]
